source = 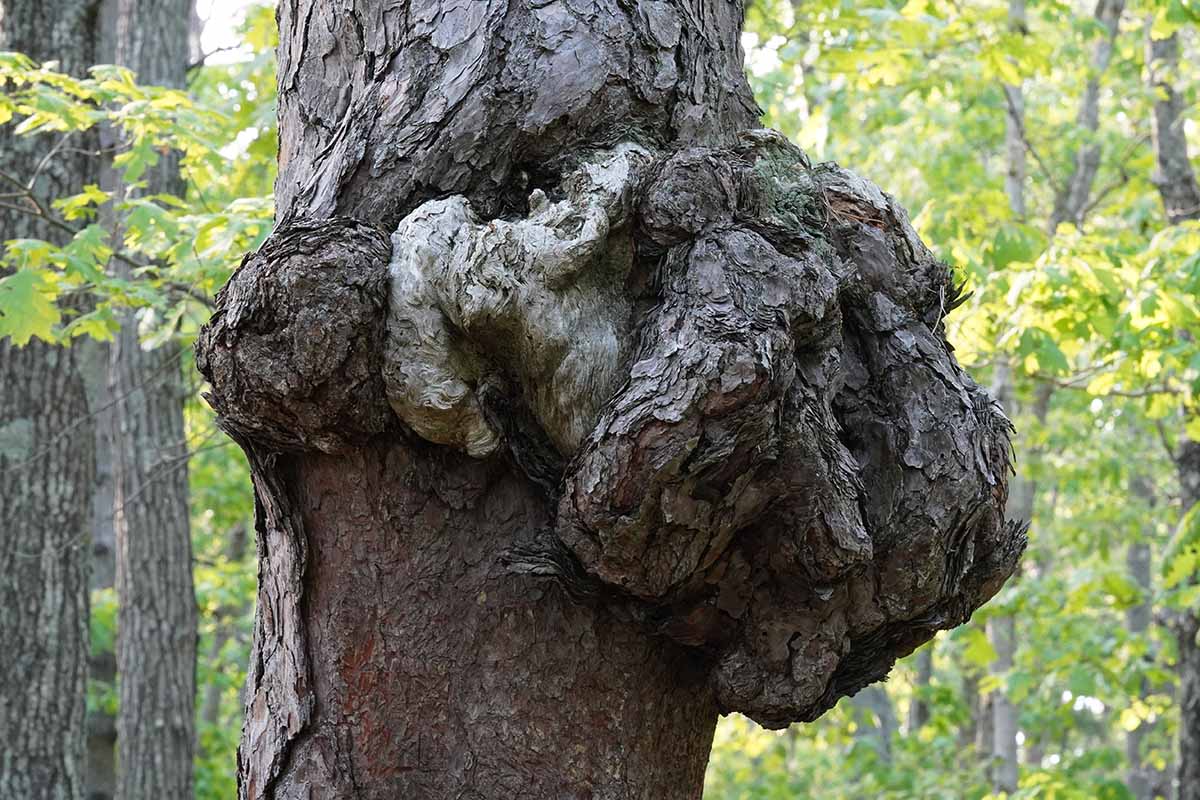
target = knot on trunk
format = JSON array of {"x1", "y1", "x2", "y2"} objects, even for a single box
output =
[
  {"x1": 556, "y1": 130, "x2": 1023, "y2": 727},
  {"x1": 194, "y1": 129, "x2": 1025, "y2": 731},
  {"x1": 195, "y1": 218, "x2": 396, "y2": 452}
]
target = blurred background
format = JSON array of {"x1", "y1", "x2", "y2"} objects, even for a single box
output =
[{"x1": 2, "y1": 1, "x2": 1199, "y2": 798}]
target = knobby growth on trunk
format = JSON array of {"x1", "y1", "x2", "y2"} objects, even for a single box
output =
[{"x1": 196, "y1": 1, "x2": 1026, "y2": 796}]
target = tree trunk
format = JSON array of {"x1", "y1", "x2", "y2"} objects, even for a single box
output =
[
  {"x1": 907, "y1": 645, "x2": 933, "y2": 733},
  {"x1": 851, "y1": 685, "x2": 898, "y2": 763},
  {"x1": 109, "y1": 1, "x2": 198, "y2": 798},
  {"x1": 1173, "y1": 442, "x2": 1200, "y2": 800},
  {"x1": 0, "y1": 3, "x2": 101, "y2": 799},
  {"x1": 1124, "y1": 476, "x2": 1157, "y2": 800},
  {"x1": 989, "y1": 613, "x2": 1019, "y2": 793},
  {"x1": 992, "y1": 1, "x2": 1030, "y2": 779},
  {"x1": 1144, "y1": 27, "x2": 1200, "y2": 800},
  {"x1": 1146, "y1": 30, "x2": 1200, "y2": 225},
  {"x1": 197, "y1": 2, "x2": 1026, "y2": 796},
  {"x1": 1047, "y1": 0, "x2": 1125, "y2": 233}
]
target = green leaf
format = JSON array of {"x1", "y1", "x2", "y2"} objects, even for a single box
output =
[{"x1": 0, "y1": 268, "x2": 61, "y2": 344}]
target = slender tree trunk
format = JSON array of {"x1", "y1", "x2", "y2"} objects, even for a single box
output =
[
  {"x1": 992, "y1": 3, "x2": 1030, "y2": 782},
  {"x1": 989, "y1": 613, "x2": 1019, "y2": 792},
  {"x1": 908, "y1": 645, "x2": 933, "y2": 733},
  {"x1": 0, "y1": 2, "x2": 101, "y2": 798},
  {"x1": 1125, "y1": 476, "x2": 1157, "y2": 800},
  {"x1": 197, "y1": 2, "x2": 1025, "y2": 796},
  {"x1": 0, "y1": 1, "x2": 99, "y2": 796},
  {"x1": 852, "y1": 685, "x2": 898, "y2": 763},
  {"x1": 199, "y1": 525, "x2": 248, "y2": 730},
  {"x1": 1144, "y1": 26, "x2": 1200, "y2": 800},
  {"x1": 1146, "y1": 30, "x2": 1200, "y2": 225},
  {"x1": 1172, "y1": 442, "x2": 1200, "y2": 800},
  {"x1": 108, "y1": 1, "x2": 198, "y2": 797},
  {"x1": 1048, "y1": 0, "x2": 1125, "y2": 232}
]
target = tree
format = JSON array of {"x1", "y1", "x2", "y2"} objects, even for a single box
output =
[
  {"x1": 195, "y1": 1, "x2": 1025, "y2": 796},
  {"x1": 108, "y1": 0, "x2": 199, "y2": 797},
  {"x1": 0, "y1": 1, "x2": 99, "y2": 798},
  {"x1": 1145, "y1": 22, "x2": 1200, "y2": 800}
]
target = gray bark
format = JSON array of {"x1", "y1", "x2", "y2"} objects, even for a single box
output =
[
  {"x1": 1125, "y1": 476, "x2": 1159, "y2": 800},
  {"x1": 108, "y1": 1, "x2": 198, "y2": 798},
  {"x1": 0, "y1": 2, "x2": 100, "y2": 798},
  {"x1": 195, "y1": 1, "x2": 1026, "y2": 796},
  {"x1": 1143, "y1": 29, "x2": 1200, "y2": 799},
  {"x1": 1172, "y1": 442, "x2": 1200, "y2": 800},
  {"x1": 908, "y1": 645, "x2": 933, "y2": 733},
  {"x1": 851, "y1": 685, "x2": 898, "y2": 763},
  {"x1": 992, "y1": 0, "x2": 1030, "y2": 780},
  {"x1": 1048, "y1": 0, "x2": 1125, "y2": 232},
  {"x1": 989, "y1": 613, "x2": 1019, "y2": 793},
  {"x1": 1002, "y1": 0, "x2": 1027, "y2": 220},
  {"x1": 1146, "y1": 31, "x2": 1200, "y2": 225}
]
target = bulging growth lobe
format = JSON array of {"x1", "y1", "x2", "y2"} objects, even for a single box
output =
[{"x1": 197, "y1": 129, "x2": 1025, "y2": 730}]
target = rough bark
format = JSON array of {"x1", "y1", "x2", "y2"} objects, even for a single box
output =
[
  {"x1": 1144, "y1": 30, "x2": 1200, "y2": 799},
  {"x1": 1048, "y1": 0, "x2": 1125, "y2": 232},
  {"x1": 1172, "y1": 441, "x2": 1200, "y2": 800},
  {"x1": 989, "y1": 613, "x2": 1019, "y2": 793},
  {"x1": 1146, "y1": 31, "x2": 1200, "y2": 226},
  {"x1": 109, "y1": 1, "x2": 198, "y2": 798},
  {"x1": 0, "y1": 3, "x2": 100, "y2": 799},
  {"x1": 908, "y1": 644, "x2": 933, "y2": 733},
  {"x1": 196, "y1": 1, "x2": 1026, "y2": 796},
  {"x1": 851, "y1": 685, "x2": 898, "y2": 763}
]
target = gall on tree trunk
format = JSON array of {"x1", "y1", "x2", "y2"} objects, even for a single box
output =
[{"x1": 196, "y1": 2, "x2": 1027, "y2": 797}]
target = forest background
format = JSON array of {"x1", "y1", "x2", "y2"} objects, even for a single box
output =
[{"x1": 2, "y1": 0, "x2": 1199, "y2": 797}]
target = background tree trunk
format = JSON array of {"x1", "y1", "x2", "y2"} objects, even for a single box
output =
[
  {"x1": 109, "y1": 1, "x2": 198, "y2": 797},
  {"x1": 907, "y1": 645, "x2": 933, "y2": 734},
  {"x1": 1145, "y1": 25, "x2": 1200, "y2": 800},
  {"x1": 1047, "y1": 0, "x2": 1125, "y2": 233},
  {"x1": 851, "y1": 685, "x2": 898, "y2": 763},
  {"x1": 1124, "y1": 476, "x2": 1158, "y2": 800},
  {"x1": 0, "y1": 2, "x2": 100, "y2": 797},
  {"x1": 991, "y1": 0, "x2": 1030, "y2": 782}
]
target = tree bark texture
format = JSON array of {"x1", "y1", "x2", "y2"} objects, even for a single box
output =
[
  {"x1": 1146, "y1": 31, "x2": 1200, "y2": 226},
  {"x1": 109, "y1": 1, "x2": 198, "y2": 798},
  {"x1": 0, "y1": 1, "x2": 100, "y2": 798},
  {"x1": 196, "y1": 2, "x2": 1027, "y2": 797}
]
